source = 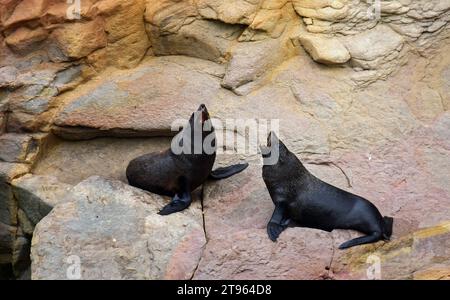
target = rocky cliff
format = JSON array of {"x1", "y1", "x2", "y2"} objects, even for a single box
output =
[{"x1": 0, "y1": 0, "x2": 449, "y2": 279}]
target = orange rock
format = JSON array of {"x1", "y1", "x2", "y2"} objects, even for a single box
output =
[
  {"x1": 5, "y1": 26, "x2": 48, "y2": 53},
  {"x1": 3, "y1": 0, "x2": 47, "y2": 28},
  {"x1": 100, "y1": 0, "x2": 150, "y2": 68},
  {"x1": 51, "y1": 17, "x2": 107, "y2": 59},
  {"x1": 0, "y1": 0, "x2": 21, "y2": 28}
]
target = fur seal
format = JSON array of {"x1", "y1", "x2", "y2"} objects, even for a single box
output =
[
  {"x1": 126, "y1": 104, "x2": 248, "y2": 215},
  {"x1": 260, "y1": 132, "x2": 393, "y2": 249}
]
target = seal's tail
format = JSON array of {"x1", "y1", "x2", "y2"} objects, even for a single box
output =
[
  {"x1": 382, "y1": 216, "x2": 394, "y2": 240},
  {"x1": 209, "y1": 163, "x2": 249, "y2": 180}
]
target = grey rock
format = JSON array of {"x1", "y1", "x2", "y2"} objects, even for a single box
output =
[
  {"x1": 31, "y1": 176, "x2": 206, "y2": 280},
  {"x1": 0, "y1": 66, "x2": 19, "y2": 88},
  {"x1": 0, "y1": 134, "x2": 34, "y2": 163},
  {"x1": 53, "y1": 65, "x2": 82, "y2": 88},
  {"x1": 12, "y1": 174, "x2": 73, "y2": 227}
]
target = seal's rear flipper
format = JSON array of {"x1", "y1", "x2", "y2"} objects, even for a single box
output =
[
  {"x1": 210, "y1": 163, "x2": 249, "y2": 180},
  {"x1": 338, "y1": 232, "x2": 382, "y2": 249},
  {"x1": 383, "y1": 216, "x2": 394, "y2": 239}
]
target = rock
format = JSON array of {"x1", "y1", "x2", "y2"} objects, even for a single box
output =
[
  {"x1": 333, "y1": 222, "x2": 450, "y2": 279},
  {"x1": 5, "y1": 27, "x2": 48, "y2": 54},
  {"x1": 0, "y1": 112, "x2": 5, "y2": 134},
  {"x1": 343, "y1": 25, "x2": 404, "y2": 62},
  {"x1": 194, "y1": 0, "x2": 295, "y2": 41},
  {"x1": 0, "y1": 133, "x2": 39, "y2": 163},
  {"x1": 98, "y1": 0, "x2": 150, "y2": 68},
  {"x1": 148, "y1": 19, "x2": 243, "y2": 63},
  {"x1": 52, "y1": 18, "x2": 108, "y2": 59},
  {"x1": 0, "y1": 162, "x2": 30, "y2": 183},
  {"x1": 221, "y1": 33, "x2": 297, "y2": 93},
  {"x1": 0, "y1": 0, "x2": 448, "y2": 280},
  {"x1": 32, "y1": 137, "x2": 171, "y2": 185},
  {"x1": 298, "y1": 33, "x2": 350, "y2": 64},
  {"x1": 53, "y1": 56, "x2": 225, "y2": 139},
  {"x1": 0, "y1": 160, "x2": 25, "y2": 278},
  {"x1": 0, "y1": 222, "x2": 15, "y2": 264},
  {"x1": 3, "y1": 0, "x2": 46, "y2": 28},
  {"x1": 17, "y1": 209, "x2": 34, "y2": 236},
  {"x1": 11, "y1": 174, "x2": 73, "y2": 227},
  {"x1": 31, "y1": 176, "x2": 206, "y2": 279},
  {"x1": 195, "y1": 0, "x2": 260, "y2": 25},
  {"x1": 16, "y1": 69, "x2": 57, "y2": 87},
  {"x1": 195, "y1": 228, "x2": 334, "y2": 279},
  {"x1": 0, "y1": 162, "x2": 30, "y2": 226},
  {"x1": 0, "y1": 66, "x2": 18, "y2": 87},
  {"x1": 144, "y1": 0, "x2": 198, "y2": 35},
  {"x1": 413, "y1": 264, "x2": 450, "y2": 280},
  {"x1": 293, "y1": 0, "x2": 349, "y2": 21},
  {"x1": 51, "y1": 55, "x2": 330, "y2": 154},
  {"x1": 53, "y1": 66, "x2": 83, "y2": 89},
  {"x1": 12, "y1": 235, "x2": 30, "y2": 278}
]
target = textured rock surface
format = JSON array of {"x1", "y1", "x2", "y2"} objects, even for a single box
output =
[
  {"x1": 31, "y1": 176, "x2": 205, "y2": 280},
  {"x1": 11, "y1": 174, "x2": 73, "y2": 233},
  {"x1": 52, "y1": 56, "x2": 226, "y2": 139},
  {"x1": 0, "y1": 0, "x2": 449, "y2": 279},
  {"x1": 332, "y1": 222, "x2": 450, "y2": 280},
  {"x1": 33, "y1": 137, "x2": 171, "y2": 184},
  {"x1": 298, "y1": 33, "x2": 350, "y2": 64}
]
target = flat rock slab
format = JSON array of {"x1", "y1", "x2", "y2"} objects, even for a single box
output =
[
  {"x1": 31, "y1": 176, "x2": 205, "y2": 280},
  {"x1": 32, "y1": 136, "x2": 171, "y2": 185},
  {"x1": 342, "y1": 25, "x2": 404, "y2": 61},
  {"x1": 298, "y1": 33, "x2": 350, "y2": 65},
  {"x1": 53, "y1": 56, "x2": 226, "y2": 139},
  {"x1": 12, "y1": 174, "x2": 72, "y2": 229},
  {"x1": 332, "y1": 222, "x2": 450, "y2": 279}
]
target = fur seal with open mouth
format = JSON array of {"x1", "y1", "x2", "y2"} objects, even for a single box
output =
[
  {"x1": 260, "y1": 132, "x2": 393, "y2": 249},
  {"x1": 126, "y1": 104, "x2": 248, "y2": 215}
]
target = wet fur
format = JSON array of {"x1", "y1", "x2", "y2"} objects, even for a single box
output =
[
  {"x1": 126, "y1": 104, "x2": 248, "y2": 215},
  {"x1": 262, "y1": 133, "x2": 393, "y2": 249}
]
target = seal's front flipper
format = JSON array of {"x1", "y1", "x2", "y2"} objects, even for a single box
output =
[
  {"x1": 209, "y1": 163, "x2": 249, "y2": 180},
  {"x1": 158, "y1": 177, "x2": 192, "y2": 215},
  {"x1": 267, "y1": 204, "x2": 290, "y2": 241},
  {"x1": 158, "y1": 192, "x2": 192, "y2": 215},
  {"x1": 338, "y1": 231, "x2": 382, "y2": 249}
]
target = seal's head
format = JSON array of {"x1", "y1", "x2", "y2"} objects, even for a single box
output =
[
  {"x1": 171, "y1": 104, "x2": 216, "y2": 155},
  {"x1": 260, "y1": 131, "x2": 282, "y2": 162},
  {"x1": 188, "y1": 104, "x2": 210, "y2": 127},
  {"x1": 198, "y1": 103, "x2": 210, "y2": 124},
  {"x1": 177, "y1": 104, "x2": 215, "y2": 155},
  {"x1": 186, "y1": 104, "x2": 213, "y2": 134},
  {"x1": 260, "y1": 131, "x2": 297, "y2": 168}
]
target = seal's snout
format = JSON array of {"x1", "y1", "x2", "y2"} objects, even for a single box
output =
[
  {"x1": 260, "y1": 144, "x2": 270, "y2": 156},
  {"x1": 267, "y1": 131, "x2": 278, "y2": 147},
  {"x1": 195, "y1": 104, "x2": 210, "y2": 124}
]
